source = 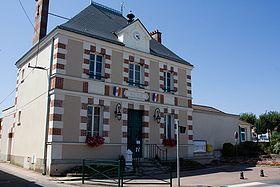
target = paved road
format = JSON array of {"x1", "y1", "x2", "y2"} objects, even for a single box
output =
[
  {"x1": 0, "y1": 169, "x2": 42, "y2": 187},
  {"x1": 0, "y1": 162, "x2": 279, "y2": 187}
]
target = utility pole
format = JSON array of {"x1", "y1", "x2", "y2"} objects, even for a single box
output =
[{"x1": 176, "y1": 121, "x2": 180, "y2": 187}]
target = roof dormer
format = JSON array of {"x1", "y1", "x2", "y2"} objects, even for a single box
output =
[{"x1": 116, "y1": 18, "x2": 152, "y2": 53}]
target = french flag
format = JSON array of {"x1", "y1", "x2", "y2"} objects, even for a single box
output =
[
  {"x1": 113, "y1": 86, "x2": 121, "y2": 97},
  {"x1": 152, "y1": 93, "x2": 158, "y2": 102}
]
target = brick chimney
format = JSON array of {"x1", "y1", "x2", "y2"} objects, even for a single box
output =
[
  {"x1": 150, "y1": 29, "x2": 162, "y2": 43},
  {"x1": 32, "y1": 0, "x2": 50, "y2": 45}
]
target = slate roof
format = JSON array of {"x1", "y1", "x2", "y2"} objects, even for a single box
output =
[
  {"x1": 58, "y1": 2, "x2": 192, "y2": 66},
  {"x1": 193, "y1": 104, "x2": 226, "y2": 114},
  {"x1": 193, "y1": 104, "x2": 240, "y2": 118}
]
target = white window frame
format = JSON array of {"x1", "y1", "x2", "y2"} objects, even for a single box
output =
[
  {"x1": 128, "y1": 63, "x2": 144, "y2": 87},
  {"x1": 87, "y1": 106, "x2": 103, "y2": 137},
  {"x1": 164, "y1": 114, "x2": 174, "y2": 139},
  {"x1": 164, "y1": 71, "x2": 174, "y2": 92},
  {"x1": 89, "y1": 54, "x2": 103, "y2": 80}
]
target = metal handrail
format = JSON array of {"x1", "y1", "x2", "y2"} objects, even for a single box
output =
[{"x1": 147, "y1": 144, "x2": 168, "y2": 162}]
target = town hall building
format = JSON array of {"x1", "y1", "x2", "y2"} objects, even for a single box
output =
[{"x1": 0, "y1": 1, "x2": 193, "y2": 175}]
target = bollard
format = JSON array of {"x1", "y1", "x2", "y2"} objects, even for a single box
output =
[
  {"x1": 260, "y1": 169, "x2": 265, "y2": 177},
  {"x1": 240, "y1": 171, "x2": 245, "y2": 179}
]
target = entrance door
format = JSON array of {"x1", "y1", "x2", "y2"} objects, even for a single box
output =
[{"x1": 127, "y1": 110, "x2": 143, "y2": 158}]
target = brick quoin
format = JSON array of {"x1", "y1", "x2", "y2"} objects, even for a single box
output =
[
  {"x1": 105, "y1": 55, "x2": 111, "y2": 60},
  {"x1": 188, "y1": 99, "x2": 192, "y2": 108},
  {"x1": 83, "y1": 82, "x2": 88, "y2": 93},
  {"x1": 140, "y1": 58, "x2": 145, "y2": 65},
  {"x1": 142, "y1": 133, "x2": 149, "y2": 138},
  {"x1": 80, "y1": 130, "x2": 87, "y2": 136},
  {"x1": 53, "y1": 64, "x2": 65, "y2": 70},
  {"x1": 101, "y1": 48, "x2": 106, "y2": 55},
  {"x1": 50, "y1": 100, "x2": 63, "y2": 107},
  {"x1": 51, "y1": 77, "x2": 64, "y2": 89},
  {"x1": 90, "y1": 45, "x2": 96, "y2": 52},
  {"x1": 174, "y1": 97, "x2": 178, "y2": 106},
  {"x1": 49, "y1": 128, "x2": 62, "y2": 135},
  {"x1": 81, "y1": 116, "x2": 87, "y2": 123},
  {"x1": 129, "y1": 56, "x2": 134, "y2": 62},
  {"x1": 55, "y1": 43, "x2": 66, "y2": 49},
  {"x1": 122, "y1": 132, "x2": 127, "y2": 137},
  {"x1": 54, "y1": 53, "x2": 65, "y2": 59},
  {"x1": 188, "y1": 135, "x2": 193, "y2": 140},
  {"x1": 49, "y1": 114, "x2": 62, "y2": 121}
]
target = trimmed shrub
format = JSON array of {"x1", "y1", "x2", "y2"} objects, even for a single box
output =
[
  {"x1": 222, "y1": 143, "x2": 235, "y2": 157},
  {"x1": 237, "y1": 141, "x2": 261, "y2": 158}
]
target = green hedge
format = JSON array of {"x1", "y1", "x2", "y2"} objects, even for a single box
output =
[{"x1": 222, "y1": 142, "x2": 264, "y2": 158}]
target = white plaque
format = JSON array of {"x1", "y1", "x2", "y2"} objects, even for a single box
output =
[{"x1": 124, "y1": 90, "x2": 149, "y2": 101}]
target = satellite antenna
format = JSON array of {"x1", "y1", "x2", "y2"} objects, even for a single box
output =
[{"x1": 121, "y1": 1, "x2": 125, "y2": 15}]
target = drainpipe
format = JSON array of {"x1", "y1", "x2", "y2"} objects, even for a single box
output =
[{"x1": 42, "y1": 37, "x2": 55, "y2": 175}]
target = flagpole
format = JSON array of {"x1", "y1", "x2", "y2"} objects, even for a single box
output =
[{"x1": 176, "y1": 120, "x2": 180, "y2": 187}]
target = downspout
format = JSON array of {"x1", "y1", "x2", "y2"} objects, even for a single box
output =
[{"x1": 42, "y1": 37, "x2": 55, "y2": 175}]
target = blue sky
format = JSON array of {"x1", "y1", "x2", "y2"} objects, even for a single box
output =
[{"x1": 0, "y1": 0, "x2": 279, "y2": 116}]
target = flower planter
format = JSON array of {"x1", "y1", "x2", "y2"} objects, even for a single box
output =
[
  {"x1": 86, "y1": 136, "x2": 105, "y2": 147},
  {"x1": 162, "y1": 138, "x2": 177, "y2": 147}
]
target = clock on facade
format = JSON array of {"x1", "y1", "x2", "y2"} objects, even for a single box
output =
[{"x1": 133, "y1": 31, "x2": 141, "y2": 41}]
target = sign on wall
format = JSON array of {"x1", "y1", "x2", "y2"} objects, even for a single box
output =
[
  {"x1": 124, "y1": 90, "x2": 149, "y2": 101},
  {"x1": 193, "y1": 140, "x2": 207, "y2": 153}
]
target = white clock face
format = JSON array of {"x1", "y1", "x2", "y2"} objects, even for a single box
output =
[{"x1": 133, "y1": 31, "x2": 141, "y2": 41}]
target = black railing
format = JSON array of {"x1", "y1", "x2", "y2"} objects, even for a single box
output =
[
  {"x1": 82, "y1": 158, "x2": 172, "y2": 187},
  {"x1": 146, "y1": 144, "x2": 168, "y2": 162}
]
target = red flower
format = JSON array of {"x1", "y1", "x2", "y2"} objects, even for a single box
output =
[
  {"x1": 162, "y1": 138, "x2": 177, "y2": 147},
  {"x1": 86, "y1": 136, "x2": 105, "y2": 147}
]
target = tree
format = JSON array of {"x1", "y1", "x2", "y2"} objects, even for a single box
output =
[
  {"x1": 240, "y1": 113, "x2": 257, "y2": 126},
  {"x1": 259, "y1": 111, "x2": 280, "y2": 133}
]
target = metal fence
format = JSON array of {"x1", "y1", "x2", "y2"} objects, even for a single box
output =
[{"x1": 82, "y1": 159, "x2": 173, "y2": 187}]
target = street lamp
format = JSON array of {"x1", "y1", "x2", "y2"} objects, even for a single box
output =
[
  {"x1": 114, "y1": 103, "x2": 122, "y2": 120},
  {"x1": 153, "y1": 108, "x2": 161, "y2": 124}
]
